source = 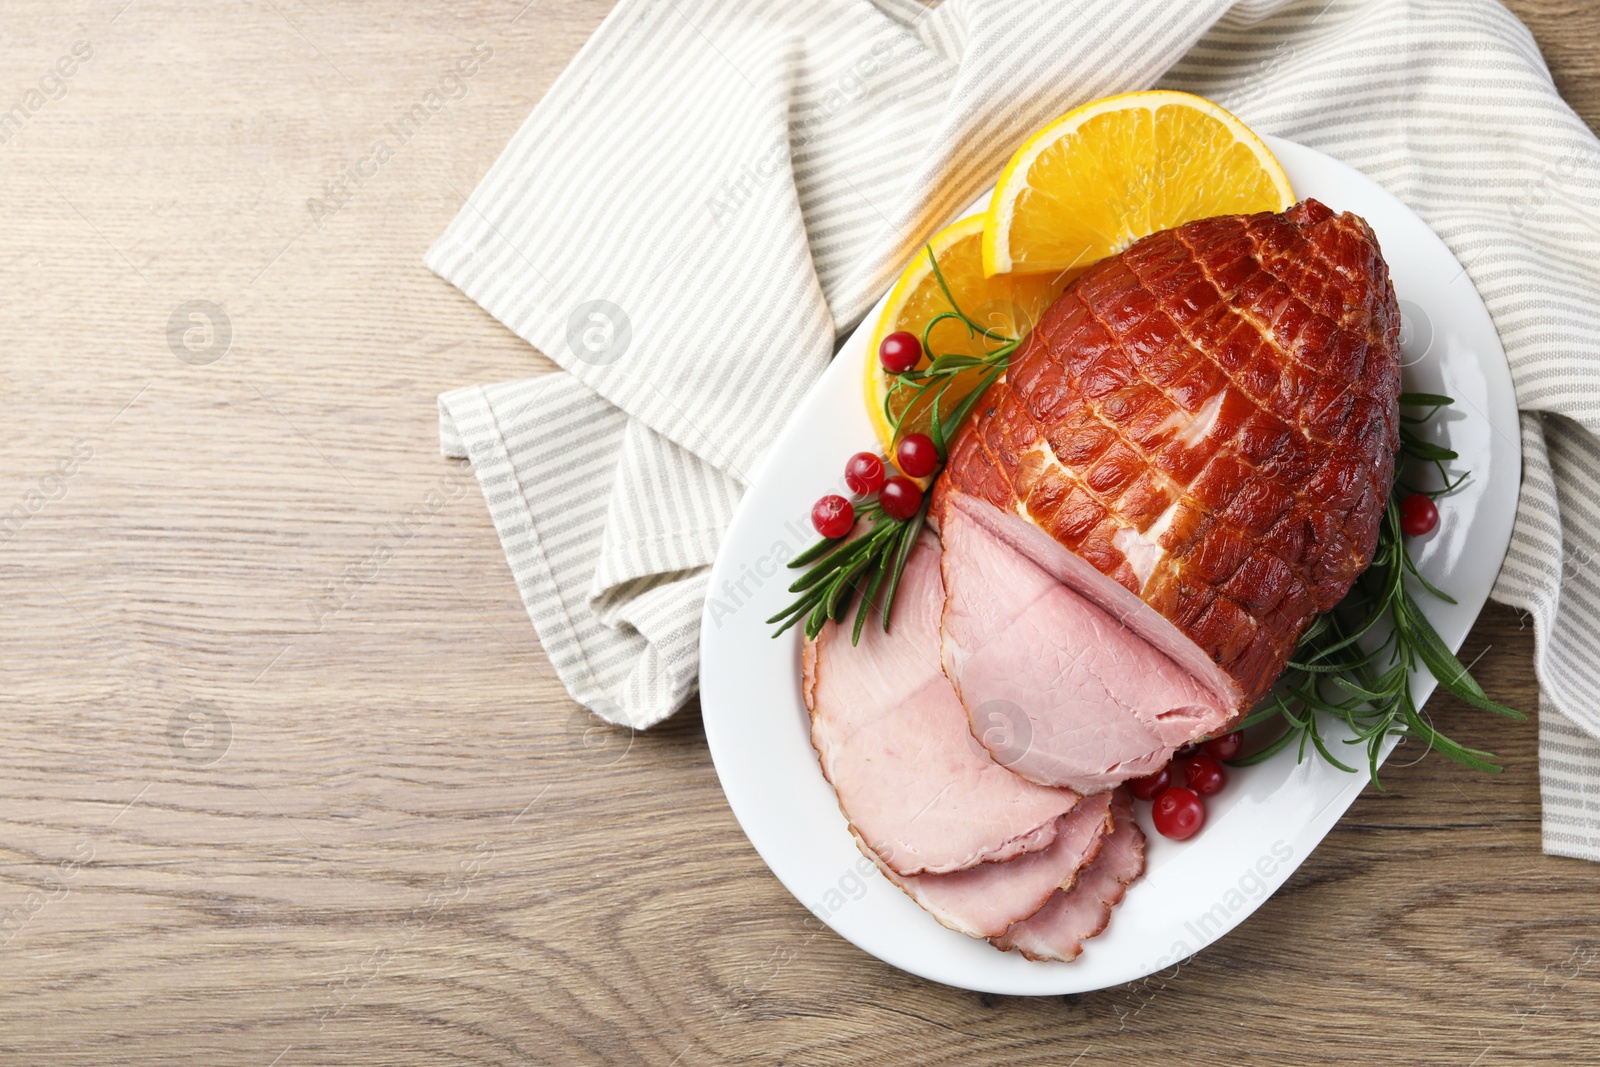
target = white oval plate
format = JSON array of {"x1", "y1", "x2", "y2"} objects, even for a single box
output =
[{"x1": 698, "y1": 137, "x2": 1521, "y2": 995}]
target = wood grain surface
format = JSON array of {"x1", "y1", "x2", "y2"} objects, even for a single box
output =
[{"x1": 1, "y1": 2, "x2": 1596, "y2": 1064}]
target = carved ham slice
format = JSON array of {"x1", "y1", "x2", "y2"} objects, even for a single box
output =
[
  {"x1": 991, "y1": 788, "x2": 1147, "y2": 962},
  {"x1": 936, "y1": 200, "x2": 1401, "y2": 787},
  {"x1": 803, "y1": 533, "x2": 1084, "y2": 876},
  {"x1": 861, "y1": 792, "x2": 1112, "y2": 939},
  {"x1": 940, "y1": 493, "x2": 1231, "y2": 792}
]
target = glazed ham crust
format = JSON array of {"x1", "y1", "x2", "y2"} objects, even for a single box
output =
[{"x1": 936, "y1": 200, "x2": 1401, "y2": 707}]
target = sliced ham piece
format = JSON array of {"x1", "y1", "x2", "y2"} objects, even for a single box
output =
[
  {"x1": 935, "y1": 200, "x2": 1401, "y2": 786},
  {"x1": 991, "y1": 788, "x2": 1147, "y2": 962},
  {"x1": 803, "y1": 532, "x2": 1084, "y2": 876},
  {"x1": 862, "y1": 792, "x2": 1113, "y2": 939},
  {"x1": 940, "y1": 493, "x2": 1231, "y2": 792}
]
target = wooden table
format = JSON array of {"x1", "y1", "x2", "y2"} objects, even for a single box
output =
[{"x1": 2, "y1": 2, "x2": 1595, "y2": 1063}]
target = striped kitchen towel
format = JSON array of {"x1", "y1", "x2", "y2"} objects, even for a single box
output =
[{"x1": 431, "y1": 0, "x2": 1600, "y2": 861}]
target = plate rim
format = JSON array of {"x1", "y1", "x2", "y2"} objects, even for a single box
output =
[{"x1": 698, "y1": 134, "x2": 1522, "y2": 995}]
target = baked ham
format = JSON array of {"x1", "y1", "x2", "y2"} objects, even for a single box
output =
[
  {"x1": 935, "y1": 200, "x2": 1400, "y2": 789},
  {"x1": 803, "y1": 533, "x2": 1086, "y2": 876},
  {"x1": 799, "y1": 200, "x2": 1398, "y2": 961}
]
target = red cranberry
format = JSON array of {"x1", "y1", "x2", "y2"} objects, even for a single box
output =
[
  {"x1": 1181, "y1": 754, "x2": 1227, "y2": 796},
  {"x1": 1400, "y1": 493, "x2": 1438, "y2": 537},
  {"x1": 1128, "y1": 766, "x2": 1172, "y2": 801},
  {"x1": 1201, "y1": 730, "x2": 1244, "y2": 762},
  {"x1": 844, "y1": 452, "x2": 886, "y2": 496},
  {"x1": 811, "y1": 494, "x2": 854, "y2": 539},
  {"x1": 879, "y1": 331, "x2": 921, "y2": 374},
  {"x1": 878, "y1": 476, "x2": 924, "y2": 521},
  {"x1": 896, "y1": 433, "x2": 938, "y2": 478},
  {"x1": 1152, "y1": 787, "x2": 1205, "y2": 840}
]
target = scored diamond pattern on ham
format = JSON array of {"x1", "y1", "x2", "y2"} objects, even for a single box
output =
[{"x1": 936, "y1": 199, "x2": 1401, "y2": 713}]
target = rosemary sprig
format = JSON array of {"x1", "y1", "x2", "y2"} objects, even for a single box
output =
[
  {"x1": 1232, "y1": 392, "x2": 1524, "y2": 783},
  {"x1": 884, "y1": 245, "x2": 1020, "y2": 450},
  {"x1": 765, "y1": 492, "x2": 931, "y2": 643},
  {"x1": 768, "y1": 244, "x2": 1014, "y2": 643}
]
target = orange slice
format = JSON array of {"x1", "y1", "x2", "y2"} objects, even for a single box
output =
[
  {"x1": 865, "y1": 214, "x2": 1067, "y2": 467},
  {"x1": 983, "y1": 90, "x2": 1294, "y2": 277}
]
